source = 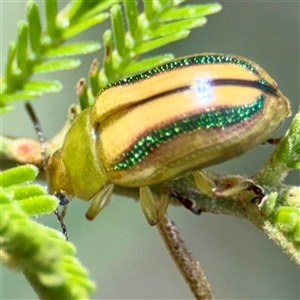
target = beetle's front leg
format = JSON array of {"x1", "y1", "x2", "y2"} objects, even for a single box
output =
[
  {"x1": 85, "y1": 184, "x2": 115, "y2": 220},
  {"x1": 140, "y1": 186, "x2": 169, "y2": 226}
]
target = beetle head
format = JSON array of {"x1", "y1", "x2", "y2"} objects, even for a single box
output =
[{"x1": 47, "y1": 149, "x2": 75, "y2": 201}]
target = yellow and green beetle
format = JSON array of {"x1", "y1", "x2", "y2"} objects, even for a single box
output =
[{"x1": 47, "y1": 53, "x2": 290, "y2": 226}]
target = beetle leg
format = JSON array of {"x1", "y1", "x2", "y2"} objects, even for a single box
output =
[
  {"x1": 140, "y1": 186, "x2": 169, "y2": 226},
  {"x1": 193, "y1": 171, "x2": 265, "y2": 203},
  {"x1": 85, "y1": 184, "x2": 115, "y2": 220},
  {"x1": 193, "y1": 171, "x2": 216, "y2": 197},
  {"x1": 210, "y1": 179, "x2": 252, "y2": 197},
  {"x1": 264, "y1": 137, "x2": 282, "y2": 145},
  {"x1": 171, "y1": 189, "x2": 202, "y2": 215}
]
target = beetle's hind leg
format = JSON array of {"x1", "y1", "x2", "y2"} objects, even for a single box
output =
[
  {"x1": 140, "y1": 186, "x2": 169, "y2": 226},
  {"x1": 192, "y1": 170, "x2": 265, "y2": 203},
  {"x1": 85, "y1": 184, "x2": 115, "y2": 220}
]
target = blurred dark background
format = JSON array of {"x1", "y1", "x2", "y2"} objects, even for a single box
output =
[{"x1": 1, "y1": 1, "x2": 299, "y2": 299}]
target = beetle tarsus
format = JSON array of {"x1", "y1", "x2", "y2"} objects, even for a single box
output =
[
  {"x1": 140, "y1": 186, "x2": 169, "y2": 226},
  {"x1": 247, "y1": 182, "x2": 265, "y2": 205},
  {"x1": 263, "y1": 137, "x2": 283, "y2": 145},
  {"x1": 171, "y1": 190, "x2": 202, "y2": 215}
]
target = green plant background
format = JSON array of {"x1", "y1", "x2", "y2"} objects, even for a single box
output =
[{"x1": 1, "y1": 1, "x2": 299, "y2": 299}]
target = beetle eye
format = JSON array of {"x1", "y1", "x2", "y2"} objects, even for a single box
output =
[{"x1": 55, "y1": 192, "x2": 70, "y2": 206}]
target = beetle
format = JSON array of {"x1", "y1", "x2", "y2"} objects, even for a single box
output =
[{"x1": 46, "y1": 53, "x2": 290, "y2": 226}]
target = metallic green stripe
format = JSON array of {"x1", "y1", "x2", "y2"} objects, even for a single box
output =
[
  {"x1": 258, "y1": 79, "x2": 277, "y2": 94},
  {"x1": 103, "y1": 54, "x2": 258, "y2": 92},
  {"x1": 113, "y1": 95, "x2": 265, "y2": 170}
]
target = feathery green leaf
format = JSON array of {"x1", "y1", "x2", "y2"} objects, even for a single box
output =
[
  {"x1": 1, "y1": 165, "x2": 95, "y2": 298},
  {"x1": 123, "y1": 54, "x2": 175, "y2": 74},
  {"x1": 1, "y1": 165, "x2": 39, "y2": 187},
  {"x1": 24, "y1": 80, "x2": 62, "y2": 93},
  {"x1": 27, "y1": 1, "x2": 42, "y2": 53},
  {"x1": 61, "y1": 13, "x2": 109, "y2": 39},
  {"x1": 161, "y1": 3, "x2": 222, "y2": 20},
  {"x1": 45, "y1": 42, "x2": 101, "y2": 58},
  {"x1": 7, "y1": 184, "x2": 47, "y2": 200},
  {"x1": 1, "y1": 0, "x2": 117, "y2": 111},
  {"x1": 2, "y1": 90, "x2": 43, "y2": 102},
  {"x1": 135, "y1": 31, "x2": 189, "y2": 55},
  {"x1": 34, "y1": 59, "x2": 81, "y2": 73},
  {"x1": 45, "y1": 0, "x2": 59, "y2": 39}
]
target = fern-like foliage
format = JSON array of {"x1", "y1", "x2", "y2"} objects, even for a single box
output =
[
  {"x1": 1, "y1": 0, "x2": 123, "y2": 113},
  {"x1": 0, "y1": 165, "x2": 95, "y2": 299}
]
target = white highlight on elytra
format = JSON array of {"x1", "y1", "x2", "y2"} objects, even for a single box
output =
[{"x1": 191, "y1": 76, "x2": 214, "y2": 108}]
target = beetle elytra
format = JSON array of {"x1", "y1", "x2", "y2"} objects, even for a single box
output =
[{"x1": 46, "y1": 53, "x2": 290, "y2": 226}]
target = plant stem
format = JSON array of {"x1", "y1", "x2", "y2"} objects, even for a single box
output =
[{"x1": 157, "y1": 215, "x2": 214, "y2": 300}]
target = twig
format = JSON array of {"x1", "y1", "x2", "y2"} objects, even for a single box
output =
[{"x1": 157, "y1": 215, "x2": 214, "y2": 300}]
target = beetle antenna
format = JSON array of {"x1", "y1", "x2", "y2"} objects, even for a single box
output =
[
  {"x1": 54, "y1": 208, "x2": 69, "y2": 241},
  {"x1": 25, "y1": 102, "x2": 69, "y2": 241},
  {"x1": 25, "y1": 102, "x2": 47, "y2": 172}
]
